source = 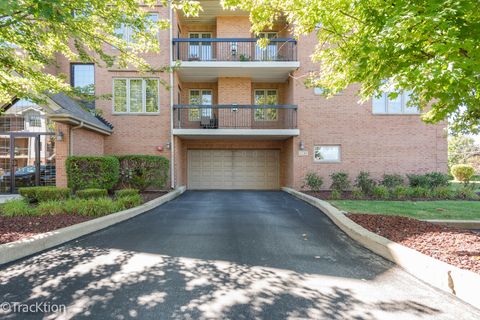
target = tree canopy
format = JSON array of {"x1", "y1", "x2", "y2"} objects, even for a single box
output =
[
  {"x1": 222, "y1": 0, "x2": 480, "y2": 134},
  {"x1": 0, "y1": 0, "x2": 199, "y2": 105}
]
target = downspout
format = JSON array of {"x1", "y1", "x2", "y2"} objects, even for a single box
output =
[
  {"x1": 169, "y1": 2, "x2": 175, "y2": 189},
  {"x1": 69, "y1": 121, "x2": 84, "y2": 156}
]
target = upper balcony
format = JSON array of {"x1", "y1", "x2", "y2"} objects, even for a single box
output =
[
  {"x1": 172, "y1": 38, "x2": 300, "y2": 82},
  {"x1": 172, "y1": 104, "x2": 299, "y2": 139}
]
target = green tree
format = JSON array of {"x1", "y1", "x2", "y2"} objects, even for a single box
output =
[
  {"x1": 222, "y1": 0, "x2": 480, "y2": 134},
  {"x1": 0, "y1": 0, "x2": 200, "y2": 105},
  {"x1": 448, "y1": 135, "x2": 479, "y2": 168}
]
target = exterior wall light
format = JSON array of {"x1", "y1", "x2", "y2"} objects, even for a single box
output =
[
  {"x1": 56, "y1": 131, "x2": 64, "y2": 142},
  {"x1": 299, "y1": 140, "x2": 305, "y2": 151}
]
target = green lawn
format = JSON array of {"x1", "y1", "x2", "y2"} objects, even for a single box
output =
[{"x1": 330, "y1": 200, "x2": 480, "y2": 220}]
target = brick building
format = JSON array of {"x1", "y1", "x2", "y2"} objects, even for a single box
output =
[{"x1": 0, "y1": 1, "x2": 447, "y2": 192}]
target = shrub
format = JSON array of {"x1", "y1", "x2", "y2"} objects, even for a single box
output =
[
  {"x1": 19, "y1": 186, "x2": 70, "y2": 203},
  {"x1": 66, "y1": 156, "x2": 119, "y2": 191},
  {"x1": 381, "y1": 174, "x2": 404, "y2": 189},
  {"x1": 391, "y1": 186, "x2": 409, "y2": 200},
  {"x1": 116, "y1": 155, "x2": 169, "y2": 191},
  {"x1": 302, "y1": 172, "x2": 323, "y2": 192},
  {"x1": 408, "y1": 186, "x2": 432, "y2": 199},
  {"x1": 432, "y1": 187, "x2": 455, "y2": 200},
  {"x1": 37, "y1": 200, "x2": 66, "y2": 215},
  {"x1": 425, "y1": 172, "x2": 450, "y2": 188},
  {"x1": 451, "y1": 164, "x2": 475, "y2": 183},
  {"x1": 351, "y1": 188, "x2": 364, "y2": 199},
  {"x1": 75, "y1": 198, "x2": 117, "y2": 217},
  {"x1": 1, "y1": 199, "x2": 34, "y2": 216},
  {"x1": 76, "y1": 188, "x2": 108, "y2": 199},
  {"x1": 329, "y1": 189, "x2": 342, "y2": 200},
  {"x1": 407, "y1": 172, "x2": 450, "y2": 189},
  {"x1": 372, "y1": 186, "x2": 390, "y2": 200},
  {"x1": 115, "y1": 188, "x2": 140, "y2": 198},
  {"x1": 355, "y1": 171, "x2": 376, "y2": 195},
  {"x1": 115, "y1": 194, "x2": 143, "y2": 210},
  {"x1": 330, "y1": 172, "x2": 350, "y2": 191},
  {"x1": 455, "y1": 186, "x2": 479, "y2": 200}
]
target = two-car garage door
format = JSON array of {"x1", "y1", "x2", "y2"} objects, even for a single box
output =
[{"x1": 188, "y1": 150, "x2": 279, "y2": 189}]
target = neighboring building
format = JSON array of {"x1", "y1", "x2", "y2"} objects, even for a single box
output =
[{"x1": 0, "y1": 1, "x2": 447, "y2": 192}]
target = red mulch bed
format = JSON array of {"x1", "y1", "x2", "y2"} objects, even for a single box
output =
[
  {"x1": 348, "y1": 214, "x2": 480, "y2": 274},
  {"x1": 0, "y1": 215, "x2": 92, "y2": 245},
  {"x1": 0, "y1": 191, "x2": 169, "y2": 245}
]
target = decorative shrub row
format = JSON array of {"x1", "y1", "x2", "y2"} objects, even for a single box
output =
[
  {"x1": 66, "y1": 156, "x2": 119, "y2": 191},
  {"x1": 18, "y1": 186, "x2": 71, "y2": 203},
  {"x1": 2, "y1": 195, "x2": 143, "y2": 217},
  {"x1": 302, "y1": 171, "x2": 478, "y2": 201},
  {"x1": 115, "y1": 155, "x2": 169, "y2": 191},
  {"x1": 348, "y1": 185, "x2": 479, "y2": 201},
  {"x1": 66, "y1": 155, "x2": 169, "y2": 191}
]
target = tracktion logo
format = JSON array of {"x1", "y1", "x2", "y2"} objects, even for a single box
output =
[{"x1": 1, "y1": 301, "x2": 66, "y2": 314}]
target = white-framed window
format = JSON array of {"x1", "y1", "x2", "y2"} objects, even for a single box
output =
[
  {"x1": 114, "y1": 13, "x2": 159, "y2": 44},
  {"x1": 29, "y1": 114, "x2": 41, "y2": 127},
  {"x1": 188, "y1": 89, "x2": 212, "y2": 121},
  {"x1": 254, "y1": 89, "x2": 278, "y2": 121},
  {"x1": 188, "y1": 32, "x2": 212, "y2": 60},
  {"x1": 113, "y1": 78, "x2": 159, "y2": 114},
  {"x1": 372, "y1": 90, "x2": 419, "y2": 114},
  {"x1": 314, "y1": 145, "x2": 341, "y2": 163}
]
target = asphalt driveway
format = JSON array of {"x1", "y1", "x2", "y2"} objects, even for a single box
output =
[{"x1": 0, "y1": 191, "x2": 479, "y2": 319}]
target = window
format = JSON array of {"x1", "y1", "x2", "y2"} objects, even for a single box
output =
[
  {"x1": 29, "y1": 114, "x2": 41, "y2": 127},
  {"x1": 372, "y1": 90, "x2": 419, "y2": 114},
  {"x1": 71, "y1": 64, "x2": 94, "y2": 95},
  {"x1": 113, "y1": 78, "x2": 159, "y2": 113},
  {"x1": 189, "y1": 90, "x2": 212, "y2": 121},
  {"x1": 255, "y1": 32, "x2": 278, "y2": 61},
  {"x1": 314, "y1": 87, "x2": 343, "y2": 96},
  {"x1": 254, "y1": 89, "x2": 278, "y2": 121},
  {"x1": 114, "y1": 13, "x2": 159, "y2": 44},
  {"x1": 188, "y1": 33, "x2": 212, "y2": 60},
  {"x1": 314, "y1": 145, "x2": 341, "y2": 162}
]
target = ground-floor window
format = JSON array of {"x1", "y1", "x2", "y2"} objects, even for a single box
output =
[{"x1": 314, "y1": 145, "x2": 341, "y2": 163}]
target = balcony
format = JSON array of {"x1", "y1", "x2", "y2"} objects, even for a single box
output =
[
  {"x1": 172, "y1": 38, "x2": 300, "y2": 82},
  {"x1": 173, "y1": 104, "x2": 299, "y2": 139}
]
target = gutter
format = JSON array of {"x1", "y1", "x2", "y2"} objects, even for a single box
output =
[
  {"x1": 48, "y1": 114, "x2": 113, "y2": 136},
  {"x1": 169, "y1": 2, "x2": 175, "y2": 189},
  {"x1": 69, "y1": 121, "x2": 84, "y2": 156}
]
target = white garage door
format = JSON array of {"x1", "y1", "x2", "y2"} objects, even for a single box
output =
[{"x1": 188, "y1": 150, "x2": 280, "y2": 190}]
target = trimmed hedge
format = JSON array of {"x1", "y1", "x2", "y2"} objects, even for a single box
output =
[
  {"x1": 116, "y1": 155, "x2": 169, "y2": 191},
  {"x1": 115, "y1": 188, "x2": 140, "y2": 198},
  {"x1": 451, "y1": 164, "x2": 475, "y2": 183},
  {"x1": 66, "y1": 156, "x2": 119, "y2": 191},
  {"x1": 407, "y1": 172, "x2": 450, "y2": 189},
  {"x1": 18, "y1": 186, "x2": 71, "y2": 203},
  {"x1": 76, "y1": 188, "x2": 108, "y2": 199}
]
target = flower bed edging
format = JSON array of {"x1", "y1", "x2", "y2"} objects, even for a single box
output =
[
  {"x1": 0, "y1": 186, "x2": 186, "y2": 266},
  {"x1": 282, "y1": 187, "x2": 480, "y2": 309}
]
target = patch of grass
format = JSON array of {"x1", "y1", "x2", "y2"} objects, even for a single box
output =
[{"x1": 330, "y1": 200, "x2": 480, "y2": 220}]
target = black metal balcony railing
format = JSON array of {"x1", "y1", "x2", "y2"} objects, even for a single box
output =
[
  {"x1": 173, "y1": 38, "x2": 297, "y2": 62},
  {"x1": 173, "y1": 105, "x2": 297, "y2": 129}
]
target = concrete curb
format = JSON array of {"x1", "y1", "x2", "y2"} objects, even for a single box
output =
[
  {"x1": 0, "y1": 186, "x2": 186, "y2": 266},
  {"x1": 423, "y1": 219, "x2": 480, "y2": 230},
  {"x1": 282, "y1": 187, "x2": 480, "y2": 309}
]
